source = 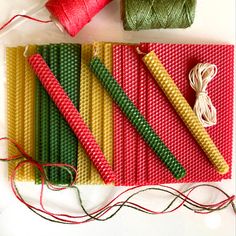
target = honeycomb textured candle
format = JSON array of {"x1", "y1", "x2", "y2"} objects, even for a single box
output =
[
  {"x1": 28, "y1": 54, "x2": 115, "y2": 184},
  {"x1": 142, "y1": 51, "x2": 229, "y2": 174},
  {"x1": 90, "y1": 57, "x2": 186, "y2": 180}
]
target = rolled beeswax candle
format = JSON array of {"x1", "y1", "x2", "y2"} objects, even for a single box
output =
[
  {"x1": 142, "y1": 51, "x2": 229, "y2": 174},
  {"x1": 90, "y1": 57, "x2": 186, "y2": 180},
  {"x1": 29, "y1": 54, "x2": 115, "y2": 184}
]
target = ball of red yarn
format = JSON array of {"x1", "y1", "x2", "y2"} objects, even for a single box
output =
[{"x1": 46, "y1": 0, "x2": 111, "y2": 37}]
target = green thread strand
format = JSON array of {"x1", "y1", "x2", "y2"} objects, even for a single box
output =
[
  {"x1": 90, "y1": 57, "x2": 186, "y2": 180},
  {"x1": 59, "y1": 44, "x2": 80, "y2": 184},
  {"x1": 48, "y1": 44, "x2": 61, "y2": 184},
  {"x1": 123, "y1": 0, "x2": 196, "y2": 31}
]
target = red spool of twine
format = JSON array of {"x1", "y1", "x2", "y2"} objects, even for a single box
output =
[{"x1": 46, "y1": 0, "x2": 112, "y2": 37}]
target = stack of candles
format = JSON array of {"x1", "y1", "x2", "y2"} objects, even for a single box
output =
[{"x1": 7, "y1": 42, "x2": 234, "y2": 185}]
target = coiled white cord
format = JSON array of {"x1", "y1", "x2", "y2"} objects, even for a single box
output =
[{"x1": 189, "y1": 63, "x2": 217, "y2": 127}]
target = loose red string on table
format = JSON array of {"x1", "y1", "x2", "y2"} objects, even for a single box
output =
[
  {"x1": 28, "y1": 54, "x2": 115, "y2": 184},
  {"x1": 10, "y1": 160, "x2": 236, "y2": 223},
  {"x1": 0, "y1": 138, "x2": 76, "y2": 215},
  {"x1": 0, "y1": 14, "x2": 52, "y2": 31},
  {"x1": 46, "y1": 0, "x2": 112, "y2": 36},
  {"x1": 1, "y1": 0, "x2": 111, "y2": 36},
  {"x1": 1, "y1": 137, "x2": 235, "y2": 224}
]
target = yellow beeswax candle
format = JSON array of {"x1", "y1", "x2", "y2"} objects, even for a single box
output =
[{"x1": 142, "y1": 51, "x2": 229, "y2": 174}]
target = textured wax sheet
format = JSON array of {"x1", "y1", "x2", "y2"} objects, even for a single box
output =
[
  {"x1": 77, "y1": 44, "x2": 93, "y2": 184},
  {"x1": 90, "y1": 42, "x2": 114, "y2": 184},
  {"x1": 113, "y1": 43, "x2": 234, "y2": 185},
  {"x1": 90, "y1": 42, "x2": 105, "y2": 184},
  {"x1": 48, "y1": 44, "x2": 61, "y2": 184},
  {"x1": 113, "y1": 44, "x2": 149, "y2": 185},
  {"x1": 77, "y1": 43, "x2": 113, "y2": 185},
  {"x1": 15, "y1": 47, "x2": 25, "y2": 180},
  {"x1": 113, "y1": 45, "x2": 124, "y2": 185},
  {"x1": 103, "y1": 44, "x2": 114, "y2": 178},
  {"x1": 7, "y1": 47, "x2": 18, "y2": 179},
  {"x1": 7, "y1": 46, "x2": 36, "y2": 181},
  {"x1": 36, "y1": 44, "x2": 80, "y2": 184},
  {"x1": 30, "y1": 52, "x2": 115, "y2": 184},
  {"x1": 142, "y1": 51, "x2": 229, "y2": 175},
  {"x1": 35, "y1": 48, "x2": 42, "y2": 183},
  {"x1": 122, "y1": 45, "x2": 139, "y2": 185},
  {"x1": 59, "y1": 44, "x2": 80, "y2": 184}
]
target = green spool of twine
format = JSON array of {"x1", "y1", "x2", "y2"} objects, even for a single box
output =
[
  {"x1": 90, "y1": 57, "x2": 186, "y2": 180},
  {"x1": 123, "y1": 0, "x2": 197, "y2": 31}
]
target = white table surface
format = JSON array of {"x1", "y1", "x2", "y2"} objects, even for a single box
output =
[{"x1": 0, "y1": 0, "x2": 235, "y2": 235}]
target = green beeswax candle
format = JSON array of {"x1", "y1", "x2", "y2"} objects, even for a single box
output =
[{"x1": 90, "y1": 57, "x2": 186, "y2": 180}]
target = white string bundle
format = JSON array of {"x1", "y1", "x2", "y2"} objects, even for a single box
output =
[{"x1": 189, "y1": 63, "x2": 217, "y2": 128}]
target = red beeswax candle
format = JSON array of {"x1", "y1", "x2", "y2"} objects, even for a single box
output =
[{"x1": 28, "y1": 54, "x2": 115, "y2": 184}]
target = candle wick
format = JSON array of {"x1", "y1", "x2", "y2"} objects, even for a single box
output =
[
  {"x1": 23, "y1": 45, "x2": 29, "y2": 58},
  {"x1": 93, "y1": 43, "x2": 99, "y2": 57},
  {"x1": 136, "y1": 47, "x2": 146, "y2": 55}
]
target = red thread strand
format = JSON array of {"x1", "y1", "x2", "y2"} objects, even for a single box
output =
[
  {"x1": 0, "y1": 14, "x2": 52, "y2": 31},
  {"x1": 28, "y1": 54, "x2": 115, "y2": 184},
  {"x1": 46, "y1": 0, "x2": 111, "y2": 37},
  {"x1": 1, "y1": 137, "x2": 235, "y2": 224}
]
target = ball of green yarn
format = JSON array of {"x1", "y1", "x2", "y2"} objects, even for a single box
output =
[{"x1": 123, "y1": 0, "x2": 197, "y2": 31}]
